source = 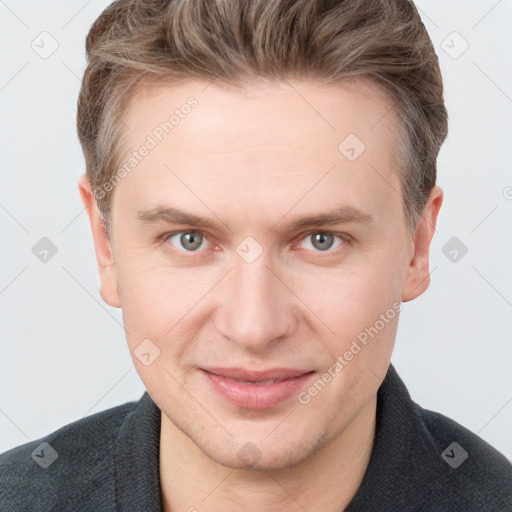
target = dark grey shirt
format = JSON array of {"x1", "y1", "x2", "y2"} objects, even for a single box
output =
[{"x1": 1, "y1": 363, "x2": 511, "y2": 511}]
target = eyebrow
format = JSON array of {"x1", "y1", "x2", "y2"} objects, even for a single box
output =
[{"x1": 136, "y1": 205, "x2": 373, "y2": 232}]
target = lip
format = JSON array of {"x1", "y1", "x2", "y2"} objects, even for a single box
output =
[
  {"x1": 200, "y1": 367, "x2": 315, "y2": 409},
  {"x1": 203, "y1": 367, "x2": 311, "y2": 382}
]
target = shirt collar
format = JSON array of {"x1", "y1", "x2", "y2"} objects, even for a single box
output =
[
  {"x1": 345, "y1": 362, "x2": 423, "y2": 510},
  {"x1": 113, "y1": 389, "x2": 163, "y2": 511}
]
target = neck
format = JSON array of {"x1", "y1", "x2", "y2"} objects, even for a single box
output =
[{"x1": 159, "y1": 395, "x2": 377, "y2": 512}]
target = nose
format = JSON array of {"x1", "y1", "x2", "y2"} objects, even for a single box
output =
[{"x1": 214, "y1": 250, "x2": 298, "y2": 352}]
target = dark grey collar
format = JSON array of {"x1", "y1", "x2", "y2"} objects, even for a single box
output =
[{"x1": 113, "y1": 389, "x2": 163, "y2": 511}]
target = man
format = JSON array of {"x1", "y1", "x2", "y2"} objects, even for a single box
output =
[{"x1": 1, "y1": 0, "x2": 511, "y2": 510}]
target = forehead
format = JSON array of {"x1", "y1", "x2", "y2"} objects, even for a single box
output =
[
  {"x1": 112, "y1": 78, "x2": 403, "y2": 228},
  {"x1": 122, "y1": 77, "x2": 399, "y2": 155}
]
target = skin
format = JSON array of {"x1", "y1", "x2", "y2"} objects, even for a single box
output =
[{"x1": 79, "y1": 77, "x2": 442, "y2": 512}]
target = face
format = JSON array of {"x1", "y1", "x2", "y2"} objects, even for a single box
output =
[{"x1": 80, "y1": 78, "x2": 441, "y2": 470}]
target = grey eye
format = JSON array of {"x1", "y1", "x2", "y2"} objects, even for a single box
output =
[
  {"x1": 180, "y1": 232, "x2": 203, "y2": 250},
  {"x1": 168, "y1": 232, "x2": 205, "y2": 251},
  {"x1": 310, "y1": 233, "x2": 335, "y2": 251}
]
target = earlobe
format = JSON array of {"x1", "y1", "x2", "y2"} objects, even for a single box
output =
[
  {"x1": 401, "y1": 185, "x2": 443, "y2": 302},
  {"x1": 78, "y1": 174, "x2": 121, "y2": 308}
]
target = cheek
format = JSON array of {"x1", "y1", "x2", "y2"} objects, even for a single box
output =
[
  {"x1": 116, "y1": 262, "x2": 202, "y2": 392},
  {"x1": 301, "y1": 254, "x2": 403, "y2": 320},
  {"x1": 116, "y1": 257, "x2": 196, "y2": 342},
  {"x1": 300, "y1": 253, "x2": 404, "y2": 358}
]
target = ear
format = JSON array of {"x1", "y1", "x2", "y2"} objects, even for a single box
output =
[
  {"x1": 401, "y1": 185, "x2": 443, "y2": 302},
  {"x1": 78, "y1": 174, "x2": 121, "y2": 308}
]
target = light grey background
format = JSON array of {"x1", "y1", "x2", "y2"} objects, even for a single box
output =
[{"x1": 1, "y1": 0, "x2": 511, "y2": 462}]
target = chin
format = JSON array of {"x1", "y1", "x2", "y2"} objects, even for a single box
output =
[{"x1": 205, "y1": 431, "x2": 328, "y2": 472}]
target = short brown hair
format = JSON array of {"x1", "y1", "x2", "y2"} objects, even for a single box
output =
[{"x1": 77, "y1": 0, "x2": 448, "y2": 235}]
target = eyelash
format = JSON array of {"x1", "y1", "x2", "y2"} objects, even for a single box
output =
[{"x1": 157, "y1": 230, "x2": 351, "y2": 258}]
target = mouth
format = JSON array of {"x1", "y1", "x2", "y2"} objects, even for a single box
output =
[{"x1": 199, "y1": 367, "x2": 315, "y2": 409}]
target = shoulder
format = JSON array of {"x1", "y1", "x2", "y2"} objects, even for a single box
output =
[
  {"x1": 0, "y1": 398, "x2": 139, "y2": 511},
  {"x1": 362, "y1": 364, "x2": 512, "y2": 511},
  {"x1": 412, "y1": 403, "x2": 512, "y2": 509}
]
